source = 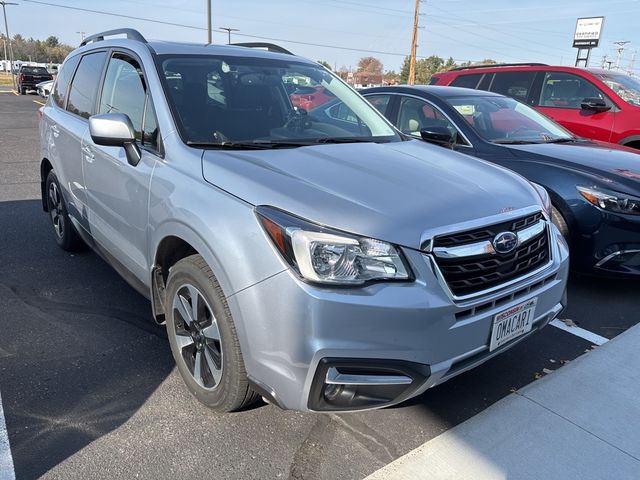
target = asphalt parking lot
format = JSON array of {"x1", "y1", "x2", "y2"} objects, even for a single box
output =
[{"x1": 1, "y1": 91, "x2": 638, "y2": 480}]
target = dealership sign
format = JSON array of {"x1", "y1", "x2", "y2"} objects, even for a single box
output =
[{"x1": 573, "y1": 17, "x2": 605, "y2": 48}]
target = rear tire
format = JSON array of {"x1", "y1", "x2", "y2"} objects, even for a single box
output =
[
  {"x1": 551, "y1": 205, "x2": 570, "y2": 243},
  {"x1": 20, "y1": 87, "x2": 26, "y2": 95},
  {"x1": 165, "y1": 254, "x2": 259, "y2": 412},
  {"x1": 45, "y1": 170, "x2": 84, "y2": 252}
]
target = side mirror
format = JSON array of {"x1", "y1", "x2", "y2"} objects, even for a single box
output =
[
  {"x1": 419, "y1": 126, "x2": 453, "y2": 146},
  {"x1": 89, "y1": 113, "x2": 141, "y2": 166},
  {"x1": 581, "y1": 97, "x2": 611, "y2": 113}
]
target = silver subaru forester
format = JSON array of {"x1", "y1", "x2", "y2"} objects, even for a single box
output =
[{"x1": 39, "y1": 29, "x2": 569, "y2": 412}]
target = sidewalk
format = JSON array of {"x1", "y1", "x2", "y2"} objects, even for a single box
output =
[{"x1": 366, "y1": 323, "x2": 640, "y2": 480}]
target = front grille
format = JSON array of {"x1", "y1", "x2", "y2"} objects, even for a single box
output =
[
  {"x1": 433, "y1": 212, "x2": 543, "y2": 247},
  {"x1": 432, "y1": 213, "x2": 550, "y2": 297}
]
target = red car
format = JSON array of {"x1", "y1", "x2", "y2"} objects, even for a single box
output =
[
  {"x1": 431, "y1": 63, "x2": 640, "y2": 149},
  {"x1": 289, "y1": 85, "x2": 336, "y2": 110}
]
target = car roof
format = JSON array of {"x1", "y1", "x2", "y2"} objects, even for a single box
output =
[
  {"x1": 73, "y1": 37, "x2": 314, "y2": 65},
  {"x1": 364, "y1": 85, "x2": 503, "y2": 98}
]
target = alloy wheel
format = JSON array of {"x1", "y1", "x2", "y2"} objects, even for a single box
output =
[
  {"x1": 172, "y1": 283, "x2": 223, "y2": 390},
  {"x1": 48, "y1": 181, "x2": 64, "y2": 239}
]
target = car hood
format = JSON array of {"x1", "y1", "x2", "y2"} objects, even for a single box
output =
[
  {"x1": 201, "y1": 140, "x2": 541, "y2": 249},
  {"x1": 506, "y1": 141, "x2": 640, "y2": 194}
]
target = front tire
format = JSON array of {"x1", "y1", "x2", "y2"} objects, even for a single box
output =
[
  {"x1": 45, "y1": 170, "x2": 83, "y2": 251},
  {"x1": 165, "y1": 255, "x2": 259, "y2": 412},
  {"x1": 551, "y1": 205, "x2": 570, "y2": 243}
]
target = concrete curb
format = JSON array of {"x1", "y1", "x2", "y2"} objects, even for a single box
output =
[{"x1": 366, "y1": 324, "x2": 640, "y2": 480}]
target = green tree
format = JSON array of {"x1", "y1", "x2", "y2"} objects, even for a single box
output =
[{"x1": 317, "y1": 60, "x2": 332, "y2": 70}]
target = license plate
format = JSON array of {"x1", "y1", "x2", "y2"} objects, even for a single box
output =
[{"x1": 489, "y1": 297, "x2": 537, "y2": 352}]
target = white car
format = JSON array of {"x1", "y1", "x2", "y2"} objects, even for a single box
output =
[{"x1": 36, "y1": 80, "x2": 54, "y2": 98}]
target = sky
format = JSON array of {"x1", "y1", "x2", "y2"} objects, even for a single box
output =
[{"x1": 3, "y1": 0, "x2": 640, "y2": 73}]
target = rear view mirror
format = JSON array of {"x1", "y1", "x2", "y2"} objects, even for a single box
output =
[
  {"x1": 89, "y1": 113, "x2": 141, "y2": 166},
  {"x1": 581, "y1": 97, "x2": 611, "y2": 113},
  {"x1": 420, "y1": 126, "x2": 453, "y2": 146}
]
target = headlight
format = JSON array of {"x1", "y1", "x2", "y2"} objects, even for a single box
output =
[
  {"x1": 531, "y1": 182, "x2": 551, "y2": 216},
  {"x1": 577, "y1": 186, "x2": 640, "y2": 216},
  {"x1": 256, "y1": 206, "x2": 411, "y2": 285}
]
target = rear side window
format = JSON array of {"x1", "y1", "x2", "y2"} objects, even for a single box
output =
[
  {"x1": 451, "y1": 73, "x2": 482, "y2": 89},
  {"x1": 489, "y1": 72, "x2": 536, "y2": 102},
  {"x1": 67, "y1": 51, "x2": 108, "y2": 119},
  {"x1": 52, "y1": 55, "x2": 80, "y2": 108},
  {"x1": 366, "y1": 94, "x2": 391, "y2": 116}
]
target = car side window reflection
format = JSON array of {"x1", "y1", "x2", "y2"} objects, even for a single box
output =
[
  {"x1": 397, "y1": 96, "x2": 468, "y2": 145},
  {"x1": 99, "y1": 53, "x2": 160, "y2": 153}
]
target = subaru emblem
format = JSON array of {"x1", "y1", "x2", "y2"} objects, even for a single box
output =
[{"x1": 493, "y1": 231, "x2": 518, "y2": 254}]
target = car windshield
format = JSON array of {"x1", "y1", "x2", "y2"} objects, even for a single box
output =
[
  {"x1": 158, "y1": 55, "x2": 400, "y2": 146},
  {"x1": 445, "y1": 95, "x2": 574, "y2": 144},
  {"x1": 21, "y1": 66, "x2": 48, "y2": 74},
  {"x1": 597, "y1": 72, "x2": 640, "y2": 107}
]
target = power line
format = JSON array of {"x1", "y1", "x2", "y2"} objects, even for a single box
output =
[{"x1": 20, "y1": 0, "x2": 450, "y2": 61}]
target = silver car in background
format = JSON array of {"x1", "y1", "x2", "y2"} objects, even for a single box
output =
[
  {"x1": 37, "y1": 80, "x2": 54, "y2": 98},
  {"x1": 39, "y1": 29, "x2": 569, "y2": 412}
]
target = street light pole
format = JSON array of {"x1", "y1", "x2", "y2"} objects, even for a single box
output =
[
  {"x1": 0, "y1": 1, "x2": 17, "y2": 90},
  {"x1": 219, "y1": 27, "x2": 239, "y2": 45},
  {"x1": 76, "y1": 31, "x2": 86, "y2": 42},
  {"x1": 206, "y1": 0, "x2": 212, "y2": 44}
]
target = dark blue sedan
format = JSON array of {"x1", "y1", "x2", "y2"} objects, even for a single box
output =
[{"x1": 361, "y1": 85, "x2": 640, "y2": 277}]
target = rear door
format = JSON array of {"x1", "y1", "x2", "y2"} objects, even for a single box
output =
[
  {"x1": 45, "y1": 51, "x2": 106, "y2": 232},
  {"x1": 533, "y1": 71, "x2": 616, "y2": 142},
  {"x1": 83, "y1": 51, "x2": 161, "y2": 284}
]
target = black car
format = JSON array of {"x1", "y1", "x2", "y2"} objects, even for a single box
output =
[
  {"x1": 361, "y1": 85, "x2": 640, "y2": 277},
  {"x1": 18, "y1": 65, "x2": 53, "y2": 95}
]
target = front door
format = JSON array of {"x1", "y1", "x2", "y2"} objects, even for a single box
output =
[
  {"x1": 83, "y1": 51, "x2": 161, "y2": 285},
  {"x1": 535, "y1": 71, "x2": 616, "y2": 142}
]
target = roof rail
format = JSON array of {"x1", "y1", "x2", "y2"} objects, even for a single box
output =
[
  {"x1": 448, "y1": 62, "x2": 548, "y2": 72},
  {"x1": 230, "y1": 42, "x2": 293, "y2": 55},
  {"x1": 80, "y1": 28, "x2": 147, "y2": 47}
]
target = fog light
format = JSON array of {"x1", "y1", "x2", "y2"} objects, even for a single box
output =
[{"x1": 323, "y1": 384, "x2": 343, "y2": 401}]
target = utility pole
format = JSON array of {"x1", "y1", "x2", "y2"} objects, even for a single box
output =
[
  {"x1": 206, "y1": 0, "x2": 212, "y2": 44},
  {"x1": 0, "y1": 1, "x2": 17, "y2": 90},
  {"x1": 219, "y1": 27, "x2": 239, "y2": 45},
  {"x1": 408, "y1": 0, "x2": 420, "y2": 85},
  {"x1": 614, "y1": 40, "x2": 630, "y2": 70},
  {"x1": 76, "y1": 31, "x2": 86, "y2": 42}
]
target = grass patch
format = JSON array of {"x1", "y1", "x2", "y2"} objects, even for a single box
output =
[{"x1": 0, "y1": 73, "x2": 15, "y2": 87}]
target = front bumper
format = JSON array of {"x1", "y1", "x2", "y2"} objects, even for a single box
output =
[
  {"x1": 571, "y1": 205, "x2": 640, "y2": 276},
  {"x1": 227, "y1": 224, "x2": 570, "y2": 412}
]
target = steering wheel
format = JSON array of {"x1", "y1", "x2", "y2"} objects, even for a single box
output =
[{"x1": 283, "y1": 107, "x2": 312, "y2": 133}]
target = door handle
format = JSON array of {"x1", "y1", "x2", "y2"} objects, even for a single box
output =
[
  {"x1": 82, "y1": 145, "x2": 95, "y2": 162},
  {"x1": 50, "y1": 124, "x2": 59, "y2": 138}
]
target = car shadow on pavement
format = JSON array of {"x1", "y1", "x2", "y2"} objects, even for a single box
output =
[{"x1": 0, "y1": 199, "x2": 175, "y2": 479}]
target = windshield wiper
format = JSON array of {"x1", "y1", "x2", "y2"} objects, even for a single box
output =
[
  {"x1": 186, "y1": 141, "x2": 304, "y2": 150},
  {"x1": 542, "y1": 138, "x2": 577, "y2": 144},
  {"x1": 313, "y1": 137, "x2": 375, "y2": 144},
  {"x1": 492, "y1": 139, "x2": 540, "y2": 145}
]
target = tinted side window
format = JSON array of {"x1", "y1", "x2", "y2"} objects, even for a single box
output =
[
  {"x1": 366, "y1": 94, "x2": 391, "y2": 116},
  {"x1": 67, "y1": 51, "x2": 108, "y2": 119},
  {"x1": 489, "y1": 72, "x2": 536, "y2": 102},
  {"x1": 99, "y1": 54, "x2": 146, "y2": 140},
  {"x1": 397, "y1": 96, "x2": 467, "y2": 145},
  {"x1": 451, "y1": 73, "x2": 482, "y2": 89},
  {"x1": 52, "y1": 55, "x2": 80, "y2": 108},
  {"x1": 99, "y1": 53, "x2": 160, "y2": 152},
  {"x1": 538, "y1": 72, "x2": 605, "y2": 109}
]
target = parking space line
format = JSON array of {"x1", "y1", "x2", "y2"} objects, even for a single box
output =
[
  {"x1": 32, "y1": 100, "x2": 45, "y2": 106},
  {"x1": 12, "y1": 91, "x2": 18, "y2": 96},
  {"x1": 0, "y1": 392, "x2": 16, "y2": 480},
  {"x1": 550, "y1": 318, "x2": 609, "y2": 346}
]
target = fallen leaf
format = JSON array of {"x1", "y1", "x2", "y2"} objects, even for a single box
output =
[
  {"x1": 543, "y1": 368, "x2": 553, "y2": 374},
  {"x1": 561, "y1": 318, "x2": 577, "y2": 327}
]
